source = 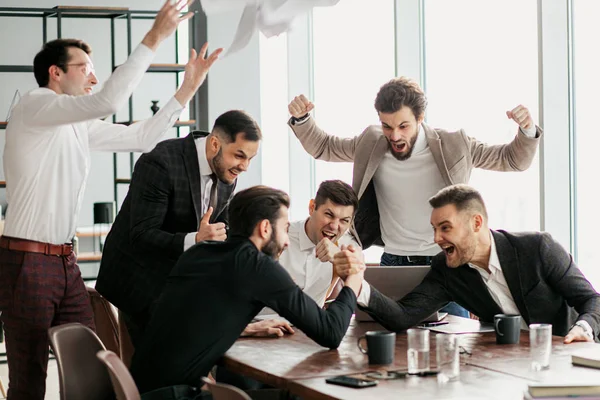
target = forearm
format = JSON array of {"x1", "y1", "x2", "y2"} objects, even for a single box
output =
[{"x1": 288, "y1": 117, "x2": 356, "y2": 162}]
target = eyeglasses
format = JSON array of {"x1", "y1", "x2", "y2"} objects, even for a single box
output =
[{"x1": 60, "y1": 62, "x2": 95, "y2": 76}]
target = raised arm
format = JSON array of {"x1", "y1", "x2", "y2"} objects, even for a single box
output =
[
  {"x1": 287, "y1": 94, "x2": 359, "y2": 162},
  {"x1": 25, "y1": 0, "x2": 198, "y2": 127},
  {"x1": 470, "y1": 104, "x2": 542, "y2": 171}
]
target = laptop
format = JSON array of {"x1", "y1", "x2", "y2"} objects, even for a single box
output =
[{"x1": 355, "y1": 265, "x2": 448, "y2": 323}]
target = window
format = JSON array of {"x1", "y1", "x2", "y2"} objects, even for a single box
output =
[
  {"x1": 311, "y1": 0, "x2": 395, "y2": 262},
  {"x1": 424, "y1": 0, "x2": 540, "y2": 233},
  {"x1": 573, "y1": 0, "x2": 599, "y2": 289},
  {"x1": 311, "y1": 0, "x2": 396, "y2": 186}
]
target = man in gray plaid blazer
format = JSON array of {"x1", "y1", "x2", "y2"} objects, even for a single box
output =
[{"x1": 96, "y1": 110, "x2": 261, "y2": 347}]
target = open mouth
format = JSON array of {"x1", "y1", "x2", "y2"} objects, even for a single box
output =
[
  {"x1": 84, "y1": 88, "x2": 93, "y2": 94},
  {"x1": 321, "y1": 231, "x2": 336, "y2": 241},
  {"x1": 391, "y1": 141, "x2": 407, "y2": 153},
  {"x1": 442, "y1": 245, "x2": 455, "y2": 256},
  {"x1": 229, "y1": 169, "x2": 240, "y2": 178}
]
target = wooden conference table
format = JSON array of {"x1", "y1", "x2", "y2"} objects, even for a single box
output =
[{"x1": 222, "y1": 316, "x2": 600, "y2": 399}]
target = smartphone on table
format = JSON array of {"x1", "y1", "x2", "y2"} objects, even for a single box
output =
[{"x1": 325, "y1": 373, "x2": 378, "y2": 388}]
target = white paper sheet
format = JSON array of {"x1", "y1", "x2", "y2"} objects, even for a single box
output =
[{"x1": 200, "y1": 0, "x2": 340, "y2": 56}]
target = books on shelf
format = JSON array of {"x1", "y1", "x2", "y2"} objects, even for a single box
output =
[
  {"x1": 572, "y1": 352, "x2": 600, "y2": 370},
  {"x1": 527, "y1": 383, "x2": 600, "y2": 398}
]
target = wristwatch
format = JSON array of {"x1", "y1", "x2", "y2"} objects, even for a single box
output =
[{"x1": 290, "y1": 113, "x2": 310, "y2": 125}]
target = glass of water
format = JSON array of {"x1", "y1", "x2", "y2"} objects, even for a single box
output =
[
  {"x1": 529, "y1": 323, "x2": 552, "y2": 371},
  {"x1": 436, "y1": 333, "x2": 460, "y2": 382},
  {"x1": 407, "y1": 328, "x2": 430, "y2": 374}
]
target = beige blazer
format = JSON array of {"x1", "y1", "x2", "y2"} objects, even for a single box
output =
[{"x1": 288, "y1": 117, "x2": 542, "y2": 248}]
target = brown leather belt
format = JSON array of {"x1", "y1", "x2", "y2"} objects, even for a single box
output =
[{"x1": 0, "y1": 236, "x2": 73, "y2": 256}]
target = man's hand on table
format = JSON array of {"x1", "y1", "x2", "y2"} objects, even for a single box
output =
[{"x1": 242, "y1": 320, "x2": 295, "y2": 338}]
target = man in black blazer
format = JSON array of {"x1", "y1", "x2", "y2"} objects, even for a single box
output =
[
  {"x1": 335, "y1": 184, "x2": 600, "y2": 343},
  {"x1": 96, "y1": 110, "x2": 261, "y2": 347},
  {"x1": 130, "y1": 186, "x2": 363, "y2": 396}
]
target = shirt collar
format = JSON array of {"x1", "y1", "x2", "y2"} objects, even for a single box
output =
[
  {"x1": 299, "y1": 218, "x2": 316, "y2": 251},
  {"x1": 195, "y1": 136, "x2": 213, "y2": 177},
  {"x1": 468, "y1": 230, "x2": 501, "y2": 277},
  {"x1": 412, "y1": 124, "x2": 428, "y2": 153}
]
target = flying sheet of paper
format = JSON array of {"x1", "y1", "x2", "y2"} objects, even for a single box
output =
[{"x1": 200, "y1": 0, "x2": 340, "y2": 57}]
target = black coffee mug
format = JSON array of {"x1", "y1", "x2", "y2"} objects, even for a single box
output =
[
  {"x1": 357, "y1": 330, "x2": 396, "y2": 364},
  {"x1": 494, "y1": 314, "x2": 521, "y2": 344}
]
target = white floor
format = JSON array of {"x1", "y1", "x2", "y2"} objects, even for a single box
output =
[{"x1": 0, "y1": 341, "x2": 61, "y2": 400}]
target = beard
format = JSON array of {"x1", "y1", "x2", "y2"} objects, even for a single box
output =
[
  {"x1": 445, "y1": 238, "x2": 477, "y2": 268},
  {"x1": 211, "y1": 148, "x2": 236, "y2": 184},
  {"x1": 261, "y1": 226, "x2": 285, "y2": 260},
  {"x1": 387, "y1": 130, "x2": 418, "y2": 161}
]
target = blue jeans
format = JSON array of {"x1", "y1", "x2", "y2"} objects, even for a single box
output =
[{"x1": 380, "y1": 252, "x2": 470, "y2": 318}]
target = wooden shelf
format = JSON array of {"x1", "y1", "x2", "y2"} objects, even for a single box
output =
[
  {"x1": 52, "y1": 5, "x2": 129, "y2": 18},
  {"x1": 77, "y1": 252, "x2": 102, "y2": 262},
  {"x1": 115, "y1": 178, "x2": 131, "y2": 184},
  {"x1": 0, "y1": 181, "x2": 5, "y2": 188},
  {"x1": 147, "y1": 64, "x2": 186, "y2": 73},
  {"x1": 0, "y1": 65, "x2": 33, "y2": 73},
  {"x1": 76, "y1": 226, "x2": 110, "y2": 237},
  {"x1": 116, "y1": 119, "x2": 196, "y2": 128},
  {"x1": 0, "y1": 122, "x2": 6, "y2": 129}
]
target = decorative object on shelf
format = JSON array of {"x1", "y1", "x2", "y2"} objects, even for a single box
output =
[
  {"x1": 150, "y1": 100, "x2": 160, "y2": 115},
  {"x1": 93, "y1": 202, "x2": 115, "y2": 253}
]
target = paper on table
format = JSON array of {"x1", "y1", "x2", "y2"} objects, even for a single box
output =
[
  {"x1": 420, "y1": 319, "x2": 495, "y2": 334},
  {"x1": 200, "y1": 0, "x2": 340, "y2": 57}
]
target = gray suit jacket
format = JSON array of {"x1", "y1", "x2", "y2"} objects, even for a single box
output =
[
  {"x1": 360, "y1": 230, "x2": 600, "y2": 339},
  {"x1": 289, "y1": 118, "x2": 542, "y2": 248}
]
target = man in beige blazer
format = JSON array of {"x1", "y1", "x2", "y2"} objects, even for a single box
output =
[{"x1": 287, "y1": 77, "x2": 542, "y2": 317}]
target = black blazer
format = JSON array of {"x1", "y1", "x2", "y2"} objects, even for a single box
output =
[
  {"x1": 361, "y1": 230, "x2": 600, "y2": 338},
  {"x1": 96, "y1": 132, "x2": 236, "y2": 316}
]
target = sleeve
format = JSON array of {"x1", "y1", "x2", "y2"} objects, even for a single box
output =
[
  {"x1": 287, "y1": 116, "x2": 359, "y2": 162},
  {"x1": 128, "y1": 154, "x2": 187, "y2": 259},
  {"x1": 23, "y1": 44, "x2": 155, "y2": 127},
  {"x1": 251, "y1": 257, "x2": 356, "y2": 349},
  {"x1": 469, "y1": 126, "x2": 542, "y2": 171},
  {"x1": 360, "y1": 267, "x2": 451, "y2": 332},
  {"x1": 539, "y1": 233, "x2": 600, "y2": 338},
  {"x1": 87, "y1": 96, "x2": 183, "y2": 152}
]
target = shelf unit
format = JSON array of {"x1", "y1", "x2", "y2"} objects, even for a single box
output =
[{"x1": 0, "y1": 5, "x2": 204, "y2": 205}]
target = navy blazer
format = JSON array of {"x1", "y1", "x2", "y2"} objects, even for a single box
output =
[
  {"x1": 96, "y1": 132, "x2": 236, "y2": 316},
  {"x1": 361, "y1": 230, "x2": 600, "y2": 338}
]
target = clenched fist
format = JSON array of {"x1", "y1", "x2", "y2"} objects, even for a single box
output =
[
  {"x1": 288, "y1": 94, "x2": 314, "y2": 119},
  {"x1": 506, "y1": 104, "x2": 534, "y2": 131}
]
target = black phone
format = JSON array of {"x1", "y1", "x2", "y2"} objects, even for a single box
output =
[{"x1": 325, "y1": 375, "x2": 378, "y2": 388}]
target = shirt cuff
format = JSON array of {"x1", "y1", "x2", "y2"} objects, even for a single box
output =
[
  {"x1": 357, "y1": 280, "x2": 371, "y2": 307},
  {"x1": 520, "y1": 125, "x2": 537, "y2": 138},
  {"x1": 291, "y1": 114, "x2": 311, "y2": 126},
  {"x1": 184, "y1": 232, "x2": 196, "y2": 251},
  {"x1": 575, "y1": 320, "x2": 594, "y2": 340}
]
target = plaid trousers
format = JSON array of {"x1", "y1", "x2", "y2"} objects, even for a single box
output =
[{"x1": 0, "y1": 247, "x2": 95, "y2": 400}]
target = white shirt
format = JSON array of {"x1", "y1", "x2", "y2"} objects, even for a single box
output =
[
  {"x1": 278, "y1": 219, "x2": 358, "y2": 307},
  {"x1": 3, "y1": 44, "x2": 183, "y2": 245},
  {"x1": 373, "y1": 126, "x2": 446, "y2": 256},
  {"x1": 183, "y1": 137, "x2": 214, "y2": 250}
]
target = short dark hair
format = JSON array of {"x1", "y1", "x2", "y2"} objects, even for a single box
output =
[
  {"x1": 212, "y1": 110, "x2": 262, "y2": 143},
  {"x1": 228, "y1": 185, "x2": 290, "y2": 237},
  {"x1": 33, "y1": 38, "x2": 92, "y2": 87},
  {"x1": 428, "y1": 184, "x2": 488, "y2": 221},
  {"x1": 314, "y1": 180, "x2": 358, "y2": 214},
  {"x1": 374, "y1": 77, "x2": 427, "y2": 120}
]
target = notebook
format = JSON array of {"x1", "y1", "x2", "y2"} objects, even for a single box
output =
[
  {"x1": 355, "y1": 265, "x2": 447, "y2": 323},
  {"x1": 528, "y1": 383, "x2": 600, "y2": 398},
  {"x1": 572, "y1": 352, "x2": 600, "y2": 370}
]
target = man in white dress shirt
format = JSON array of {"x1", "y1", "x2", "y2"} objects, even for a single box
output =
[
  {"x1": 278, "y1": 180, "x2": 360, "y2": 308},
  {"x1": 0, "y1": 1, "x2": 222, "y2": 398},
  {"x1": 335, "y1": 184, "x2": 600, "y2": 343}
]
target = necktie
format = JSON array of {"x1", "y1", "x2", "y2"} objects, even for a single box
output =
[{"x1": 208, "y1": 174, "x2": 218, "y2": 222}]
